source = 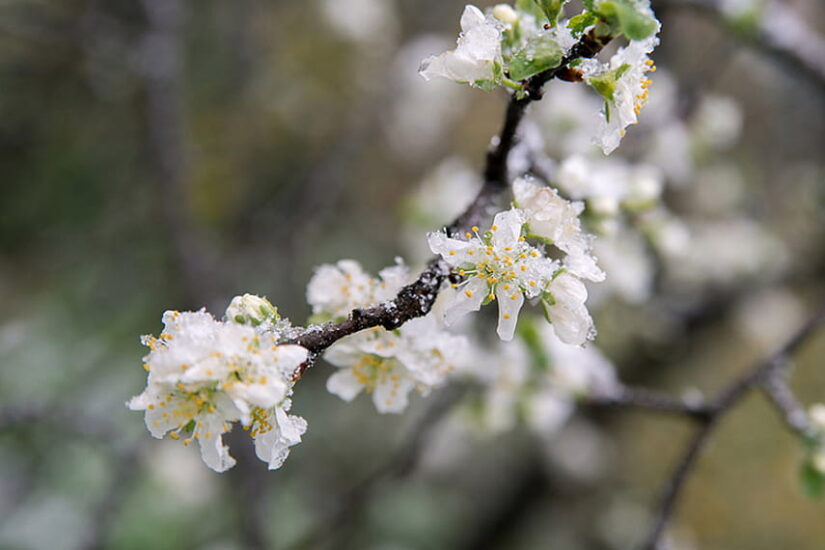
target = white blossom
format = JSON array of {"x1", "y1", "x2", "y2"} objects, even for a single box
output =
[
  {"x1": 307, "y1": 259, "x2": 407, "y2": 320},
  {"x1": 128, "y1": 310, "x2": 308, "y2": 472},
  {"x1": 419, "y1": 5, "x2": 503, "y2": 85},
  {"x1": 325, "y1": 316, "x2": 468, "y2": 414},
  {"x1": 311, "y1": 259, "x2": 470, "y2": 413},
  {"x1": 513, "y1": 176, "x2": 604, "y2": 283},
  {"x1": 428, "y1": 208, "x2": 561, "y2": 341},
  {"x1": 543, "y1": 272, "x2": 596, "y2": 345},
  {"x1": 581, "y1": 34, "x2": 660, "y2": 154}
]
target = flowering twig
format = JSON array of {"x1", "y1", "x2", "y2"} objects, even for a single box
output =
[
  {"x1": 642, "y1": 298, "x2": 825, "y2": 550},
  {"x1": 289, "y1": 29, "x2": 612, "y2": 378}
]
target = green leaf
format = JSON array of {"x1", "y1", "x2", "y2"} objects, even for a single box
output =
[
  {"x1": 508, "y1": 37, "x2": 564, "y2": 81},
  {"x1": 800, "y1": 460, "x2": 825, "y2": 499},
  {"x1": 532, "y1": 0, "x2": 569, "y2": 26},
  {"x1": 582, "y1": 0, "x2": 596, "y2": 10},
  {"x1": 540, "y1": 292, "x2": 556, "y2": 324},
  {"x1": 586, "y1": 63, "x2": 630, "y2": 102},
  {"x1": 516, "y1": 0, "x2": 546, "y2": 20},
  {"x1": 596, "y1": 0, "x2": 658, "y2": 40},
  {"x1": 568, "y1": 12, "x2": 599, "y2": 36}
]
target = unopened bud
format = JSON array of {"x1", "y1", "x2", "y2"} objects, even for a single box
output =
[
  {"x1": 225, "y1": 294, "x2": 279, "y2": 326},
  {"x1": 492, "y1": 4, "x2": 518, "y2": 25}
]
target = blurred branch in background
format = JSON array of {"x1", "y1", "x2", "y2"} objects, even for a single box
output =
[{"x1": 657, "y1": 0, "x2": 825, "y2": 92}]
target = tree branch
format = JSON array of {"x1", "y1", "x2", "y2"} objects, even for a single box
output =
[{"x1": 641, "y1": 298, "x2": 825, "y2": 550}]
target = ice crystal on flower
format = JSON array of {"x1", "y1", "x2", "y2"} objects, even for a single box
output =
[{"x1": 419, "y1": 5, "x2": 504, "y2": 86}]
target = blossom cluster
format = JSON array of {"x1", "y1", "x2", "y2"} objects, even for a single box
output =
[
  {"x1": 307, "y1": 260, "x2": 471, "y2": 413},
  {"x1": 128, "y1": 302, "x2": 308, "y2": 472},
  {"x1": 419, "y1": 2, "x2": 661, "y2": 153},
  {"x1": 428, "y1": 177, "x2": 601, "y2": 345}
]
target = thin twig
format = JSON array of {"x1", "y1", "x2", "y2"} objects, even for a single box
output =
[
  {"x1": 641, "y1": 298, "x2": 825, "y2": 550},
  {"x1": 585, "y1": 385, "x2": 712, "y2": 421}
]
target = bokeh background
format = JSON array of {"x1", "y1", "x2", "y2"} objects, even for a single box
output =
[{"x1": 0, "y1": 0, "x2": 823, "y2": 549}]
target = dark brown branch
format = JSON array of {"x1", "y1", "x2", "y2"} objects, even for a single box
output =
[
  {"x1": 760, "y1": 369, "x2": 810, "y2": 436},
  {"x1": 641, "y1": 298, "x2": 825, "y2": 550},
  {"x1": 289, "y1": 30, "x2": 612, "y2": 378}
]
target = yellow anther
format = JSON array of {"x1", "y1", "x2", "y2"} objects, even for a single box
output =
[
  {"x1": 142, "y1": 363, "x2": 150, "y2": 371},
  {"x1": 148, "y1": 404, "x2": 155, "y2": 410},
  {"x1": 468, "y1": 250, "x2": 475, "y2": 255},
  {"x1": 520, "y1": 265, "x2": 527, "y2": 271},
  {"x1": 488, "y1": 293, "x2": 495, "y2": 300},
  {"x1": 169, "y1": 432, "x2": 180, "y2": 440},
  {"x1": 518, "y1": 237, "x2": 525, "y2": 242},
  {"x1": 645, "y1": 59, "x2": 654, "y2": 66},
  {"x1": 465, "y1": 290, "x2": 474, "y2": 298},
  {"x1": 451, "y1": 283, "x2": 458, "y2": 288},
  {"x1": 511, "y1": 294, "x2": 519, "y2": 300},
  {"x1": 503, "y1": 284, "x2": 511, "y2": 290},
  {"x1": 180, "y1": 364, "x2": 189, "y2": 371},
  {"x1": 465, "y1": 232, "x2": 472, "y2": 238},
  {"x1": 449, "y1": 250, "x2": 456, "y2": 256},
  {"x1": 529, "y1": 281, "x2": 537, "y2": 287},
  {"x1": 491, "y1": 225, "x2": 498, "y2": 231},
  {"x1": 503, "y1": 314, "x2": 511, "y2": 320},
  {"x1": 471, "y1": 226, "x2": 479, "y2": 232}
]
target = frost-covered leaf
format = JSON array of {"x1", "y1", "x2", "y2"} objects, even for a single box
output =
[
  {"x1": 508, "y1": 37, "x2": 564, "y2": 81},
  {"x1": 568, "y1": 12, "x2": 599, "y2": 36},
  {"x1": 596, "y1": 0, "x2": 658, "y2": 40}
]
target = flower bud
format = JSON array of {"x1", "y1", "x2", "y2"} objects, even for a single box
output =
[
  {"x1": 226, "y1": 294, "x2": 279, "y2": 326},
  {"x1": 492, "y1": 4, "x2": 518, "y2": 25}
]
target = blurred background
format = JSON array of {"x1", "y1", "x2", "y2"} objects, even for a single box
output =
[{"x1": 0, "y1": 0, "x2": 823, "y2": 549}]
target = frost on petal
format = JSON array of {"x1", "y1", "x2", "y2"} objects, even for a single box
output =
[
  {"x1": 373, "y1": 374, "x2": 415, "y2": 414},
  {"x1": 253, "y1": 406, "x2": 307, "y2": 470},
  {"x1": 490, "y1": 208, "x2": 525, "y2": 250},
  {"x1": 495, "y1": 285, "x2": 524, "y2": 341},
  {"x1": 419, "y1": 5, "x2": 502, "y2": 85},
  {"x1": 327, "y1": 369, "x2": 364, "y2": 401},
  {"x1": 198, "y1": 432, "x2": 236, "y2": 473},
  {"x1": 427, "y1": 231, "x2": 478, "y2": 266},
  {"x1": 544, "y1": 273, "x2": 595, "y2": 345},
  {"x1": 444, "y1": 277, "x2": 487, "y2": 326}
]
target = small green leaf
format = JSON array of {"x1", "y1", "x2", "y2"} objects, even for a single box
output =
[
  {"x1": 800, "y1": 460, "x2": 825, "y2": 499},
  {"x1": 532, "y1": 0, "x2": 569, "y2": 26},
  {"x1": 508, "y1": 37, "x2": 564, "y2": 81},
  {"x1": 586, "y1": 63, "x2": 630, "y2": 102},
  {"x1": 184, "y1": 419, "x2": 196, "y2": 433},
  {"x1": 568, "y1": 12, "x2": 599, "y2": 36}
]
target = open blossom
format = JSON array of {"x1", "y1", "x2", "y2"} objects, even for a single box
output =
[
  {"x1": 428, "y1": 208, "x2": 561, "y2": 341},
  {"x1": 326, "y1": 316, "x2": 468, "y2": 413},
  {"x1": 309, "y1": 259, "x2": 470, "y2": 412},
  {"x1": 307, "y1": 259, "x2": 407, "y2": 320},
  {"x1": 419, "y1": 5, "x2": 503, "y2": 85},
  {"x1": 513, "y1": 177, "x2": 604, "y2": 283},
  {"x1": 581, "y1": 34, "x2": 660, "y2": 154},
  {"x1": 128, "y1": 309, "x2": 308, "y2": 472}
]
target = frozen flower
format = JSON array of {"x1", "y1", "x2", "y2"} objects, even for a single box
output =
[
  {"x1": 581, "y1": 34, "x2": 660, "y2": 154},
  {"x1": 513, "y1": 176, "x2": 604, "y2": 282},
  {"x1": 128, "y1": 310, "x2": 308, "y2": 472},
  {"x1": 325, "y1": 316, "x2": 468, "y2": 413},
  {"x1": 251, "y1": 399, "x2": 308, "y2": 470},
  {"x1": 307, "y1": 259, "x2": 408, "y2": 321},
  {"x1": 314, "y1": 260, "x2": 470, "y2": 413},
  {"x1": 419, "y1": 5, "x2": 503, "y2": 86},
  {"x1": 428, "y1": 208, "x2": 561, "y2": 341},
  {"x1": 542, "y1": 272, "x2": 595, "y2": 345}
]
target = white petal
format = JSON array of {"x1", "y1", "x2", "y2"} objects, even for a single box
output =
[
  {"x1": 444, "y1": 277, "x2": 487, "y2": 326},
  {"x1": 372, "y1": 375, "x2": 415, "y2": 414},
  {"x1": 326, "y1": 369, "x2": 364, "y2": 401},
  {"x1": 460, "y1": 5, "x2": 486, "y2": 31},
  {"x1": 495, "y1": 286, "x2": 524, "y2": 341},
  {"x1": 491, "y1": 209, "x2": 525, "y2": 250},
  {"x1": 198, "y1": 433, "x2": 236, "y2": 473}
]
